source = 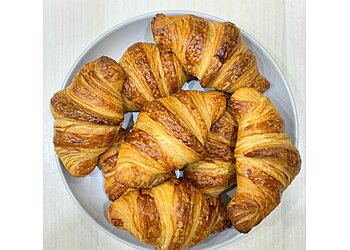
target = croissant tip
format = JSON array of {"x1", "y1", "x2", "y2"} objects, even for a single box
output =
[
  {"x1": 234, "y1": 227, "x2": 251, "y2": 234},
  {"x1": 226, "y1": 197, "x2": 261, "y2": 233},
  {"x1": 262, "y1": 80, "x2": 270, "y2": 92},
  {"x1": 152, "y1": 13, "x2": 165, "y2": 22},
  {"x1": 155, "y1": 13, "x2": 165, "y2": 17},
  {"x1": 67, "y1": 170, "x2": 90, "y2": 178}
]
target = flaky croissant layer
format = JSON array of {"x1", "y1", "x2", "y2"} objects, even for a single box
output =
[
  {"x1": 152, "y1": 13, "x2": 269, "y2": 93},
  {"x1": 226, "y1": 88, "x2": 301, "y2": 233},
  {"x1": 120, "y1": 42, "x2": 189, "y2": 112},
  {"x1": 183, "y1": 110, "x2": 238, "y2": 197},
  {"x1": 52, "y1": 42, "x2": 189, "y2": 177},
  {"x1": 108, "y1": 179, "x2": 228, "y2": 250},
  {"x1": 114, "y1": 90, "x2": 227, "y2": 189},
  {"x1": 98, "y1": 128, "x2": 130, "y2": 201},
  {"x1": 51, "y1": 56, "x2": 124, "y2": 177}
]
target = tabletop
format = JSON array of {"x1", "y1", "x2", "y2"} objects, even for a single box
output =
[{"x1": 43, "y1": 1, "x2": 305, "y2": 249}]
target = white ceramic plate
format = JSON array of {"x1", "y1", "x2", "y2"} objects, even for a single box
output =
[{"x1": 56, "y1": 10, "x2": 299, "y2": 250}]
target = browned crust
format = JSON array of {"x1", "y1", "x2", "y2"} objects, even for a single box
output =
[
  {"x1": 214, "y1": 23, "x2": 241, "y2": 64},
  {"x1": 142, "y1": 100, "x2": 205, "y2": 155},
  {"x1": 173, "y1": 180, "x2": 228, "y2": 247},
  {"x1": 244, "y1": 75, "x2": 270, "y2": 93},
  {"x1": 204, "y1": 141, "x2": 235, "y2": 162},
  {"x1": 230, "y1": 94, "x2": 286, "y2": 135},
  {"x1": 51, "y1": 56, "x2": 124, "y2": 125},
  {"x1": 183, "y1": 110, "x2": 238, "y2": 196},
  {"x1": 51, "y1": 55, "x2": 124, "y2": 124},
  {"x1": 226, "y1": 191, "x2": 265, "y2": 234},
  {"x1": 243, "y1": 117, "x2": 285, "y2": 134},
  {"x1": 201, "y1": 22, "x2": 241, "y2": 86},
  {"x1": 93, "y1": 56, "x2": 125, "y2": 87},
  {"x1": 124, "y1": 43, "x2": 162, "y2": 98},
  {"x1": 137, "y1": 192, "x2": 162, "y2": 245},
  {"x1": 64, "y1": 156, "x2": 98, "y2": 178},
  {"x1": 184, "y1": 15, "x2": 208, "y2": 73},
  {"x1": 152, "y1": 14, "x2": 175, "y2": 48},
  {"x1": 67, "y1": 57, "x2": 124, "y2": 118},
  {"x1": 246, "y1": 146, "x2": 301, "y2": 173},
  {"x1": 50, "y1": 56, "x2": 124, "y2": 178},
  {"x1": 121, "y1": 74, "x2": 148, "y2": 110},
  {"x1": 53, "y1": 129, "x2": 116, "y2": 148},
  {"x1": 151, "y1": 13, "x2": 270, "y2": 93},
  {"x1": 108, "y1": 206, "x2": 125, "y2": 229},
  {"x1": 125, "y1": 129, "x2": 173, "y2": 164},
  {"x1": 51, "y1": 90, "x2": 118, "y2": 126},
  {"x1": 104, "y1": 179, "x2": 128, "y2": 202},
  {"x1": 115, "y1": 90, "x2": 226, "y2": 189},
  {"x1": 221, "y1": 49, "x2": 255, "y2": 84},
  {"x1": 120, "y1": 42, "x2": 187, "y2": 112},
  {"x1": 227, "y1": 88, "x2": 302, "y2": 233},
  {"x1": 206, "y1": 111, "x2": 238, "y2": 161},
  {"x1": 227, "y1": 166, "x2": 283, "y2": 233},
  {"x1": 215, "y1": 45, "x2": 270, "y2": 93},
  {"x1": 184, "y1": 165, "x2": 235, "y2": 190},
  {"x1": 172, "y1": 90, "x2": 208, "y2": 134},
  {"x1": 159, "y1": 48, "x2": 183, "y2": 95},
  {"x1": 97, "y1": 129, "x2": 129, "y2": 201},
  {"x1": 108, "y1": 179, "x2": 227, "y2": 249},
  {"x1": 98, "y1": 128, "x2": 128, "y2": 171},
  {"x1": 229, "y1": 100, "x2": 251, "y2": 119},
  {"x1": 170, "y1": 180, "x2": 196, "y2": 249}
]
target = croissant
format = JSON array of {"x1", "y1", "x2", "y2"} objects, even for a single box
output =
[
  {"x1": 50, "y1": 56, "x2": 124, "y2": 177},
  {"x1": 120, "y1": 42, "x2": 189, "y2": 112},
  {"x1": 108, "y1": 178, "x2": 228, "y2": 250},
  {"x1": 115, "y1": 90, "x2": 227, "y2": 188},
  {"x1": 183, "y1": 109, "x2": 238, "y2": 197},
  {"x1": 226, "y1": 88, "x2": 301, "y2": 233},
  {"x1": 152, "y1": 14, "x2": 269, "y2": 93},
  {"x1": 97, "y1": 128, "x2": 129, "y2": 201}
]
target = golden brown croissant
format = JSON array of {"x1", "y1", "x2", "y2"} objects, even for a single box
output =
[
  {"x1": 152, "y1": 14, "x2": 269, "y2": 93},
  {"x1": 120, "y1": 42, "x2": 189, "y2": 112},
  {"x1": 108, "y1": 178, "x2": 228, "y2": 250},
  {"x1": 50, "y1": 56, "x2": 124, "y2": 177},
  {"x1": 183, "y1": 110, "x2": 238, "y2": 197},
  {"x1": 226, "y1": 88, "x2": 301, "y2": 233},
  {"x1": 115, "y1": 90, "x2": 227, "y2": 188},
  {"x1": 98, "y1": 128, "x2": 129, "y2": 201}
]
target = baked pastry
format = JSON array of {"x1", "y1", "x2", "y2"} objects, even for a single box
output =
[
  {"x1": 50, "y1": 56, "x2": 124, "y2": 177},
  {"x1": 152, "y1": 14, "x2": 269, "y2": 93},
  {"x1": 50, "y1": 12, "x2": 302, "y2": 246},
  {"x1": 114, "y1": 90, "x2": 227, "y2": 188},
  {"x1": 108, "y1": 178, "x2": 228, "y2": 250},
  {"x1": 183, "y1": 110, "x2": 238, "y2": 197},
  {"x1": 120, "y1": 42, "x2": 189, "y2": 112},
  {"x1": 98, "y1": 128, "x2": 129, "y2": 201},
  {"x1": 226, "y1": 88, "x2": 301, "y2": 233}
]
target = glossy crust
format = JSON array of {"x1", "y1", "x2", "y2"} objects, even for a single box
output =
[
  {"x1": 226, "y1": 88, "x2": 301, "y2": 233},
  {"x1": 98, "y1": 129, "x2": 129, "y2": 201},
  {"x1": 115, "y1": 90, "x2": 227, "y2": 188},
  {"x1": 108, "y1": 179, "x2": 228, "y2": 250},
  {"x1": 120, "y1": 42, "x2": 189, "y2": 112},
  {"x1": 50, "y1": 56, "x2": 124, "y2": 177},
  {"x1": 183, "y1": 110, "x2": 238, "y2": 197},
  {"x1": 151, "y1": 13, "x2": 269, "y2": 93}
]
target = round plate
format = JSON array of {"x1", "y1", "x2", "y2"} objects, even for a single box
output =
[{"x1": 56, "y1": 10, "x2": 299, "y2": 250}]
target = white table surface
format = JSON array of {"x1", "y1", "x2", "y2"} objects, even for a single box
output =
[{"x1": 43, "y1": 1, "x2": 305, "y2": 249}]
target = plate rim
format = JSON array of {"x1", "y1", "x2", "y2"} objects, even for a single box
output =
[{"x1": 56, "y1": 9, "x2": 300, "y2": 250}]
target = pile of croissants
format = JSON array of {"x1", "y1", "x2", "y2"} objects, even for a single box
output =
[{"x1": 50, "y1": 14, "x2": 301, "y2": 250}]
